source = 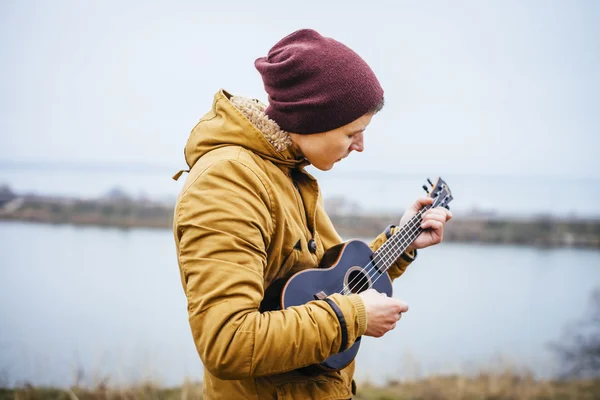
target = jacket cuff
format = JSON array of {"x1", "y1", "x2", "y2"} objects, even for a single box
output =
[
  {"x1": 347, "y1": 294, "x2": 367, "y2": 337},
  {"x1": 401, "y1": 248, "x2": 417, "y2": 262},
  {"x1": 323, "y1": 298, "x2": 349, "y2": 352},
  {"x1": 326, "y1": 293, "x2": 368, "y2": 349},
  {"x1": 384, "y1": 224, "x2": 396, "y2": 239}
]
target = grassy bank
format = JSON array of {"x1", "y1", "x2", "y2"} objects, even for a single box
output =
[{"x1": 2, "y1": 373, "x2": 599, "y2": 399}]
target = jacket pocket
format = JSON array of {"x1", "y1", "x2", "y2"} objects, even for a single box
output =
[{"x1": 278, "y1": 240, "x2": 301, "y2": 277}]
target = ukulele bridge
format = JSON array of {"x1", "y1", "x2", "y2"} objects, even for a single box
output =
[{"x1": 313, "y1": 291, "x2": 327, "y2": 300}]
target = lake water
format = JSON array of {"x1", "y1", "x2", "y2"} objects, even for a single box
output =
[{"x1": 1, "y1": 221, "x2": 599, "y2": 388}]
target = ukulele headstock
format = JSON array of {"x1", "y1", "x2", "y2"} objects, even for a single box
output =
[{"x1": 422, "y1": 177, "x2": 453, "y2": 210}]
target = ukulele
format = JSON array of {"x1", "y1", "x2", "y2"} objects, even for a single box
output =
[{"x1": 259, "y1": 177, "x2": 454, "y2": 372}]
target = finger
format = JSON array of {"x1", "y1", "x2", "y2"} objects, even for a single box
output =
[
  {"x1": 421, "y1": 220, "x2": 444, "y2": 231},
  {"x1": 390, "y1": 322, "x2": 397, "y2": 330},
  {"x1": 411, "y1": 197, "x2": 434, "y2": 212},
  {"x1": 424, "y1": 205, "x2": 453, "y2": 220},
  {"x1": 445, "y1": 209, "x2": 453, "y2": 221},
  {"x1": 394, "y1": 300, "x2": 409, "y2": 313},
  {"x1": 433, "y1": 208, "x2": 452, "y2": 222},
  {"x1": 432, "y1": 207, "x2": 450, "y2": 217},
  {"x1": 422, "y1": 209, "x2": 447, "y2": 223}
]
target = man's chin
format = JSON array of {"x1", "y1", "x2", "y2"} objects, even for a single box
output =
[{"x1": 314, "y1": 163, "x2": 335, "y2": 172}]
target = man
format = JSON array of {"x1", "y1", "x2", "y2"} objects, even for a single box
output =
[{"x1": 173, "y1": 29, "x2": 451, "y2": 399}]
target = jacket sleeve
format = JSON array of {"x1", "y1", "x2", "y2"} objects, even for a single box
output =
[
  {"x1": 368, "y1": 226, "x2": 417, "y2": 281},
  {"x1": 174, "y1": 158, "x2": 366, "y2": 380}
]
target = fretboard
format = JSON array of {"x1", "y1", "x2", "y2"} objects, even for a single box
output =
[{"x1": 371, "y1": 206, "x2": 430, "y2": 273}]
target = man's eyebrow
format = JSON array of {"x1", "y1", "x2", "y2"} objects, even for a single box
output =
[{"x1": 348, "y1": 128, "x2": 365, "y2": 135}]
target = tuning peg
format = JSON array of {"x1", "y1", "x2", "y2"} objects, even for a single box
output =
[
  {"x1": 427, "y1": 178, "x2": 433, "y2": 186},
  {"x1": 422, "y1": 185, "x2": 430, "y2": 194},
  {"x1": 444, "y1": 205, "x2": 450, "y2": 210}
]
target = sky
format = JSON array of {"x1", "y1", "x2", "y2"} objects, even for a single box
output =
[{"x1": 0, "y1": 0, "x2": 599, "y2": 180}]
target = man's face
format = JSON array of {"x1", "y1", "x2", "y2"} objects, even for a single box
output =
[{"x1": 290, "y1": 113, "x2": 373, "y2": 171}]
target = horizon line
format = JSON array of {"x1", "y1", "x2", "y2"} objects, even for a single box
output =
[{"x1": 0, "y1": 160, "x2": 598, "y2": 181}]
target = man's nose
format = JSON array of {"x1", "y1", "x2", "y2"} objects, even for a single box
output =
[{"x1": 350, "y1": 136, "x2": 364, "y2": 152}]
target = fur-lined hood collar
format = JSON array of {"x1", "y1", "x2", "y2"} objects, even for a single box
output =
[{"x1": 183, "y1": 90, "x2": 307, "y2": 171}]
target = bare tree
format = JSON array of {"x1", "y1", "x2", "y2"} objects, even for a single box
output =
[{"x1": 551, "y1": 288, "x2": 600, "y2": 379}]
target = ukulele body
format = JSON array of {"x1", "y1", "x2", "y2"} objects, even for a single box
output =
[{"x1": 260, "y1": 239, "x2": 393, "y2": 372}]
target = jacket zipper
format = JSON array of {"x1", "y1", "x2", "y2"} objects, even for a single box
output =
[{"x1": 292, "y1": 175, "x2": 313, "y2": 242}]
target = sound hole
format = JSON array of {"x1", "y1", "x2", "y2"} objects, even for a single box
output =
[{"x1": 345, "y1": 268, "x2": 371, "y2": 294}]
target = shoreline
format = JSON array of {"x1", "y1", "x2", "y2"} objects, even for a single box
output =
[
  {"x1": 1, "y1": 201, "x2": 599, "y2": 249},
  {"x1": 1, "y1": 186, "x2": 599, "y2": 249}
]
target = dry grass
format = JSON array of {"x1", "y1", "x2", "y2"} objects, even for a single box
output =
[
  {"x1": 355, "y1": 370, "x2": 600, "y2": 400},
  {"x1": 0, "y1": 379, "x2": 203, "y2": 400},
  {"x1": 1, "y1": 372, "x2": 599, "y2": 400}
]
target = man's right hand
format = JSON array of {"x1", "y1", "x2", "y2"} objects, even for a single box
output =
[{"x1": 358, "y1": 289, "x2": 408, "y2": 337}]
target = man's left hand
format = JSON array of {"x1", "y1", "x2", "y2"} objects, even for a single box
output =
[{"x1": 399, "y1": 197, "x2": 452, "y2": 251}]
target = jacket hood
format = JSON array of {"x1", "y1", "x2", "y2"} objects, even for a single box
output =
[{"x1": 184, "y1": 90, "x2": 307, "y2": 170}]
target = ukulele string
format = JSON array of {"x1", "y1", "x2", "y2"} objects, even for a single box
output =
[
  {"x1": 349, "y1": 195, "x2": 450, "y2": 294},
  {"x1": 336, "y1": 207, "x2": 425, "y2": 295},
  {"x1": 363, "y1": 222, "x2": 422, "y2": 291},
  {"x1": 335, "y1": 207, "x2": 425, "y2": 296},
  {"x1": 344, "y1": 212, "x2": 423, "y2": 294},
  {"x1": 341, "y1": 194, "x2": 449, "y2": 295}
]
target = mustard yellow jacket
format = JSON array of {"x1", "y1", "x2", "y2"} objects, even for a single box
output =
[{"x1": 173, "y1": 90, "x2": 415, "y2": 399}]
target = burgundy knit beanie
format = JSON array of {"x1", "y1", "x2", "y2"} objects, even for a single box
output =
[{"x1": 255, "y1": 29, "x2": 384, "y2": 134}]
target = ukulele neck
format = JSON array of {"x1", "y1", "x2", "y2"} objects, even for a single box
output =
[{"x1": 371, "y1": 207, "x2": 429, "y2": 273}]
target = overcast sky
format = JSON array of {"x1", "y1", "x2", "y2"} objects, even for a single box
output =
[{"x1": 1, "y1": 0, "x2": 598, "y2": 179}]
